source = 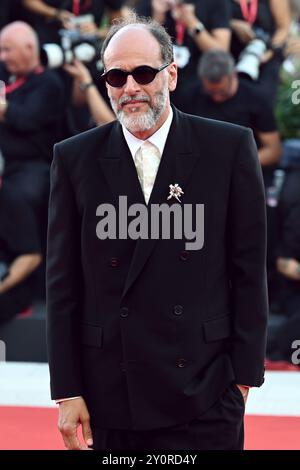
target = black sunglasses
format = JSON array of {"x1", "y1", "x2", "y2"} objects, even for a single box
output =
[{"x1": 101, "y1": 63, "x2": 170, "y2": 88}]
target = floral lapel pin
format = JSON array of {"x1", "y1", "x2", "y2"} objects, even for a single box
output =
[{"x1": 167, "y1": 183, "x2": 184, "y2": 203}]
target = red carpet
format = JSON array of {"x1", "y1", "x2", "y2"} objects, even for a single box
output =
[
  {"x1": 0, "y1": 406, "x2": 299, "y2": 450},
  {"x1": 0, "y1": 406, "x2": 64, "y2": 450},
  {"x1": 245, "y1": 415, "x2": 300, "y2": 450}
]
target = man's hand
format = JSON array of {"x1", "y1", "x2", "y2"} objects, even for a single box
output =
[
  {"x1": 260, "y1": 49, "x2": 274, "y2": 64},
  {"x1": 236, "y1": 384, "x2": 249, "y2": 404},
  {"x1": 0, "y1": 101, "x2": 7, "y2": 122},
  {"x1": 64, "y1": 59, "x2": 92, "y2": 86},
  {"x1": 172, "y1": 3, "x2": 198, "y2": 30},
  {"x1": 78, "y1": 21, "x2": 99, "y2": 36},
  {"x1": 55, "y1": 9, "x2": 75, "y2": 29},
  {"x1": 277, "y1": 257, "x2": 300, "y2": 281},
  {"x1": 285, "y1": 37, "x2": 300, "y2": 57},
  {"x1": 231, "y1": 19, "x2": 255, "y2": 44},
  {"x1": 58, "y1": 397, "x2": 93, "y2": 450}
]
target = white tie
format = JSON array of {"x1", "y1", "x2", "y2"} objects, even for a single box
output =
[{"x1": 134, "y1": 141, "x2": 161, "y2": 204}]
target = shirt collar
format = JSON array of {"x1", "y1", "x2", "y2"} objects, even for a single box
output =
[{"x1": 122, "y1": 107, "x2": 173, "y2": 158}]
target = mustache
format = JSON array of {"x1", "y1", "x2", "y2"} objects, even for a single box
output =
[{"x1": 119, "y1": 95, "x2": 150, "y2": 106}]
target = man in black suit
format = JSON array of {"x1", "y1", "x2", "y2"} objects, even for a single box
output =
[{"x1": 47, "y1": 14, "x2": 268, "y2": 451}]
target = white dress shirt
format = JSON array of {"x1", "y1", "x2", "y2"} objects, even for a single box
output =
[
  {"x1": 122, "y1": 107, "x2": 173, "y2": 202},
  {"x1": 122, "y1": 107, "x2": 173, "y2": 160}
]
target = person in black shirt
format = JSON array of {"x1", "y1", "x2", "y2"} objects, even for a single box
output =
[
  {"x1": 0, "y1": 21, "x2": 65, "y2": 221},
  {"x1": 276, "y1": 166, "x2": 300, "y2": 316},
  {"x1": 180, "y1": 49, "x2": 281, "y2": 184},
  {"x1": 180, "y1": 49, "x2": 282, "y2": 293},
  {"x1": 0, "y1": 153, "x2": 42, "y2": 325},
  {"x1": 22, "y1": 0, "x2": 126, "y2": 45},
  {"x1": 266, "y1": 163, "x2": 300, "y2": 365},
  {"x1": 0, "y1": 1, "x2": 15, "y2": 30},
  {"x1": 0, "y1": 1, "x2": 32, "y2": 30},
  {"x1": 136, "y1": 0, "x2": 231, "y2": 108},
  {"x1": 229, "y1": 0, "x2": 291, "y2": 103}
]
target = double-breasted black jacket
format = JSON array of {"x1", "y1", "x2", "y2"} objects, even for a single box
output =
[{"x1": 47, "y1": 107, "x2": 268, "y2": 430}]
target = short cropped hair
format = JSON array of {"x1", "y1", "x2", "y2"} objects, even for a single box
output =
[{"x1": 199, "y1": 50, "x2": 236, "y2": 83}]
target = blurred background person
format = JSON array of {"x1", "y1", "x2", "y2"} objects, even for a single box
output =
[
  {"x1": 180, "y1": 49, "x2": 282, "y2": 185},
  {"x1": 230, "y1": 0, "x2": 291, "y2": 104},
  {"x1": 0, "y1": 21, "x2": 65, "y2": 238},
  {"x1": 64, "y1": 58, "x2": 115, "y2": 125},
  {"x1": 180, "y1": 49, "x2": 282, "y2": 310},
  {"x1": 276, "y1": 166, "x2": 300, "y2": 317},
  {"x1": 135, "y1": 0, "x2": 232, "y2": 108},
  {"x1": 22, "y1": 1, "x2": 128, "y2": 134},
  {"x1": 0, "y1": 152, "x2": 42, "y2": 326},
  {"x1": 22, "y1": 0, "x2": 127, "y2": 45},
  {"x1": 266, "y1": 161, "x2": 300, "y2": 369}
]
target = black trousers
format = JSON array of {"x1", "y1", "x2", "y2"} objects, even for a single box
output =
[{"x1": 92, "y1": 382, "x2": 245, "y2": 451}]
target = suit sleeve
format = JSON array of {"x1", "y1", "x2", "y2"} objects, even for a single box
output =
[
  {"x1": 46, "y1": 144, "x2": 84, "y2": 399},
  {"x1": 228, "y1": 128, "x2": 268, "y2": 387}
]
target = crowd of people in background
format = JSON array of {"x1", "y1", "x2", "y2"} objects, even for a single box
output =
[{"x1": 0, "y1": 0, "x2": 300, "y2": 367}]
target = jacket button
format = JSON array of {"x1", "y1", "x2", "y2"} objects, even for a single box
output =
[
  {"x1": 120, "y1": 307, "x2": 129, "y2": 318},
  {"x1": 176, "y1": 358, "x2": 187, "y2": 368},
  {"x1": 180, "y1": 250, "x2": 189, "y2": 261},
  {"x1": 174, "y1": 305, "x2": 183, "y2": 316},
  {"x1": 110, "y1": 257, "x2": 119, "y2": 267}
]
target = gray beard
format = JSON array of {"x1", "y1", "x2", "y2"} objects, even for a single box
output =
[{"x1": 110, "y1": 83, "x2": 169, "y2": 134}]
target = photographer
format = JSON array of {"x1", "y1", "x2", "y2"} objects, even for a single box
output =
[
  {"x1": 230, "y1": 0, "x2": 291, "y2": 103},
  {"x1": 0, "y1": 153, "x2": 42, "y2": 326},
  {"x1": 180, "y1": 49, "x2": 282, "y2": 182},
  {"x1": 136, "y1": 0, "x2": 231, "y2": 108},
  {"x1": 22, "y1": 0, "x2": 126, "y2": 45},
  {"x1": 64, "y1": 58, "x2": 115, "y2": 125},
  {"x1": 266, "y1": 164, "x2": 300, "y2": 366}
]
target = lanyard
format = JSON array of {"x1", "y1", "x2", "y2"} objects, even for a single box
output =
[
  {"x1": 176, "y1": 21, "x2": 186, "y2": 46},
  {"x1": 5, "y1": 66, "x2": 44, "y2": 95},
  {"x1": 239, "y1": 0, "x2": 258, "y2": 25},
  {"x1": 72, "y1": 0, "x2": 92, "y2": 16}
]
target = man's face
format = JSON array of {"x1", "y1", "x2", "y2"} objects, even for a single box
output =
[
  {"x1": 103, "y1": 26, "x2": 177, "y2": 135},
  {"x1": 0, "y1": 33, "x2": 32, "y2": 75},
  {"x1": 201, "y1": 75, "x2": 234, "y2": 103}
]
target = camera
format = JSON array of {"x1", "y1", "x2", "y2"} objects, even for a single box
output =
[
  {"x1": 236, "y1": 27, "x2": 271, "y2": 80},
  {"x1": 41, "y1": 30, "x2": 100, "y2": 69},
  {"x1": 40, "y1": 15, "x2": 101, "y2": 69}
]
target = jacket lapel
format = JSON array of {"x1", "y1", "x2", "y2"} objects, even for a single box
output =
[
  {"x1": 98, "y1": 122, "x2": 145, "y2": 206},
  {"x1": 122, "y1": 107, "x2": 200, "y2": 298}
]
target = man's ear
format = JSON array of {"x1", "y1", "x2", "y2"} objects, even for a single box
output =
[{"x1": 168, "y1": 62, "x2": 178, "y2": 92}]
